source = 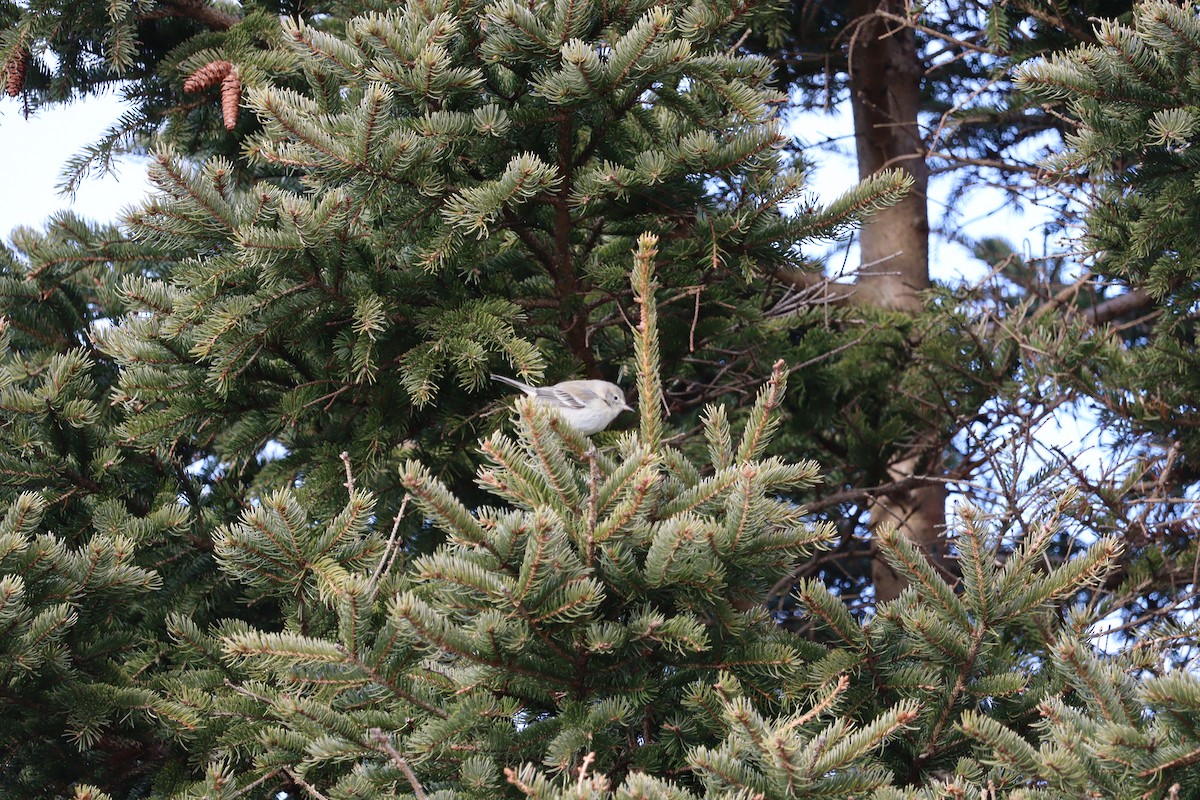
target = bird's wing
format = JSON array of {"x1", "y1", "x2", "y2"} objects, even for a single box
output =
[{"x1": 537, "y1": 385, "x2": 593, "y2": 409}]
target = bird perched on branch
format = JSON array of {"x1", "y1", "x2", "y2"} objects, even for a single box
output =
[{"x1": 491, "y1": 375, "x2": 633, "y2": 435}]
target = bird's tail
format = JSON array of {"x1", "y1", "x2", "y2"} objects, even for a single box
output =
[{"x1": 490, "y1": 374, "x2": 534, "y2": 393}]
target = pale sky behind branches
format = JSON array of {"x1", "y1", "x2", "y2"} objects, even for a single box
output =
[{"x1": 0, "y1": 96, "x2": 152, "y2": 231}]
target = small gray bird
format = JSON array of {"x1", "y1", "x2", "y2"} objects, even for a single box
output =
[{"x1": 491, "y1": 374, "x2": 633, "y2": 435}]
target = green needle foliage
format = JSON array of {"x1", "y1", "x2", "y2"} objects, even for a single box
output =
[
  {"x1": 1019, "y1": 0, "x2": 1200, "y2": 312},
  {"x1": 0, "y1": 215, "x2": 240, "y2": 796},
  {"x1": 7, "y1": 2, "x2": 1200, "y2": 798},
  {"x1": 134, "y1": 237, "x2": 1200, "y2": 800},
  {"x1": 4, "y1": 190, "x2": 1200, "y2": 800},
  {"x1": 170, "y1": 235, "x2": 835, "y2": 797},
  {"x1": 92, "y1": 0, "x2": 910, "y2": 531}
]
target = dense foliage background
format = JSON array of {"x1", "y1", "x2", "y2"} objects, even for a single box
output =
[{"x1": 1, "y1": 0, "x2": 1199, "y2": 797}]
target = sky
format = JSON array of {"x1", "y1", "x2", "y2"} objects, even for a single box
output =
[
  {"x1": 0, "y1": 94, "x2": 152, "y2": 233},
  {"x1": 791, "y1": 105, "x2": 1066, "y2": 287}
]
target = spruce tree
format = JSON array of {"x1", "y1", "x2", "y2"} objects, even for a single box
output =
[
  {"x1": 0, "y1": 0, "x2": 905, "y2": 794},
  {"x1": 730, "y1": 0, "x2": 1144, "y2": 605},
  {"x1": 155, "y1": 235, "x2": 830, "y2": 796},
  {"x1": 0, "y1": 215, "x2": 227, "y2": 795},
  {"x1": 6, "y1": 0, "x2": 1183, "y2": 626},
  {"x1": 95, "y1": 0, "x2": 908, "y2": 524},
  {"x1": 160, "y1": 235, "x2": 1200, "y2": 800},
  {"x1": 5, "y1": 1, "x2": 1200, "y2": 798}
]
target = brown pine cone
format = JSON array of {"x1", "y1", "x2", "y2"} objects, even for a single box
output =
[
  {"x1": 220, "y1": 68, "x2": 241, "y2": 131},
  {"x1": 5, "y1": 49, "x2": 29, "y2": 97},
  {"x1": 183, "y1": 59, "x2": 233, "y2": 93}
]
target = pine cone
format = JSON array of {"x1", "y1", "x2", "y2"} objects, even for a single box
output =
[
  {"x1": 5, "y1": 49, "x2": 28, "y2": 97},
  {"x1": 183, "y1": 59, "x2": 233, "y2": 93},
  {"x1": 220, "y1": 68, "x2": 241, "y2": 131}
]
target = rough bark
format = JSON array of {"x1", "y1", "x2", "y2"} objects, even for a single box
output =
[
  {"x1": 849, "y1": 0, "x2": 930, "y2": 313},
  {"x1": 847, "y1": 0, "x2": 948, "y2": 602}
]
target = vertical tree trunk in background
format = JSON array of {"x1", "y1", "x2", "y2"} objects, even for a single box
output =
[
  {"x1": 849, "y1": 0, "x2": 928, "y2": 308},
  {"x1": 847, "y1": 0, "x2": 948, "y2": 602}
]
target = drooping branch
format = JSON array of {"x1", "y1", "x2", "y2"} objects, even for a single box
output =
[
  {"x1": 1085, "y1": 287, "x2": 1153, "y2": 326},
  {"x1": 138, "y1": 0, "x2": 241, "y2": 31},
  {"x1": 776, "y1": 265, "x2": 1156, "y2": 331}
]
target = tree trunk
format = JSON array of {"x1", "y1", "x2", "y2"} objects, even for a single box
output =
[{"x1": 847, "y1": 0, "x2": 947, "y2": 602}]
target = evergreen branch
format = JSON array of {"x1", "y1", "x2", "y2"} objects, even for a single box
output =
[
  {"x1": 1139, "y1": 746, "x2": 1200, "y2": 779},
  {"x1": 645, "y1": 514, "x2": 723, "y2": 589},
  {"x1": 414, "y1": 553, "x2": 512, "y2": 607},
  {"x1": 702, "y1": 404, "x2": 733, "y2": 471},
  {"x1": 806, "y1": 168, "x2": 914, "y2": 238},
  {"x1": 529, "y1": 579, "x2": 603, "y2": 624},
  {"x1": 918, "y1": 625, "x2": 985, "y2": 765},
  {"x1": 513, "y1": 512, "x2": 560, "y2": 601},
  {"x1": 442, "y1": 153, "x2": 561, "y2": 238},
  {"x1": 592, "y1": 444, "x2": 654, "y2": 519},
  {"x1": 500, "y1": 207, "x2": 557, "y2": 272},
  {"x1": 735, "y1": 359, "x2": 786, "y2": 464},
  {"x1": 223, "y1": 631, "x2": 349, "y2": 665},
  {"x1": 147, "y1": 149, "x2": 238, "y2": 235},
  {"x1": 353, "y1": 641, "x2": 450, "y2": 720},
  {"x1": 479, "y1": 434, "x2": 561, "y2": 510},
  {"x1": 724, "y1": 696, "x2": 770, "y2": 756},
  {"x1": 718, "y1": 470, "x2": 754, "y2": 556},
  {"x1": 1054, "y1": 638, "x2": 1135, "y2": 727},
  {"x1": 658, "y1": 467, "x2": 740, "y2": 517},
  {"x1": 1004, "y1": 536, "x2": 1122, "y2": 618},
  {"x1": 958, "y1": 711, "x2": 1044, "y2": 775},
  {"x1": 606, "y1": 7, "x2": 672, "y2": 89},
  {"x1": 814, "y1": 701, "x2": 920, "y2": 775},
  {"x1": 399, "y1": 460, "x2": 489, "y2": 547},
  {"x1": 954, "y1": 505, "x2": 996, "y2": 624},
  {"x1": 788, "y1": 674, "x2": 850, "y2": 730},
  {"x1": 284, "y1": 18, "x2": 364, "y2": 74},
  {"x1": 632, "y1": 232, "x2": 665, "y2": 451},
  {"x1": 514, "y1": 398, "x2": 584, "y2": 512},
  {"x1": 592, "y1": 465, "x2": 657, "y2": 544},
  {"x1": 392, "y1": 593, "x2": 574, "y2": 686},
  {"x1": 792, "y1": 578, "x2": 867, "y2": 649},
  {"x1": 876, "y1": 524, "x2": 972, "y2": 629},
  {"x1": 901, "y1": 606, "x2": 972, "y2": 662}
]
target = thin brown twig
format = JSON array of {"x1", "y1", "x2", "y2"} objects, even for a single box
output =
[
  {"x1": 369, "y1": 496, "x2": 410, "y2": 590},
  {"x1": 229, "y1": 769, "x2": 284, "y2": 799},
  {"x1": 690, "y1": 285, "x2": 702, "y2": 352},
  {"x1": 340, "y1": 451, "x2": 355, "y2": 495},
  {"x1": 285, "y1": 769, "x2": 331, "y2": 800},
  {"x1": 370, "y1": 728, "x2": 429, "y2": 800},
  {"x1": 726, "y1": 27, "x2": 752, "y2": 56},
  {"x1": 577, "y1": 751, "x2": 597, "y2": 787}
]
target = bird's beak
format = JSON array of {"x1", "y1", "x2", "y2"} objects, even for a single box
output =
[{"x1": 622, "y1": 403, "x2": 634, "y2": 412}]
